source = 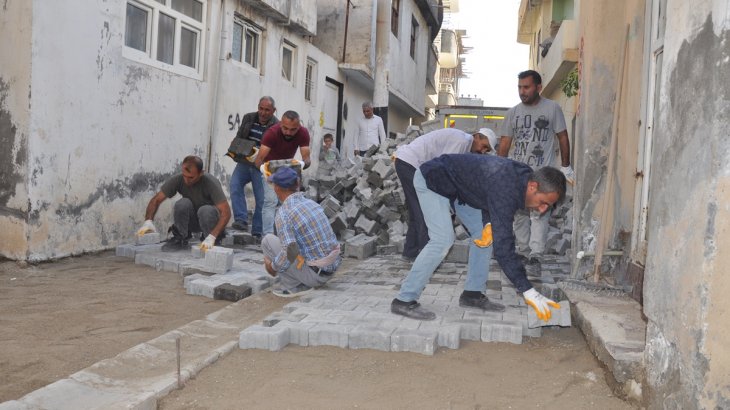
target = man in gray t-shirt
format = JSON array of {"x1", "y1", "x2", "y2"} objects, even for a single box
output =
[
  {"x1": 498, "y1": 70, "x2": 574, "y2": 264},
  {"x1": 136, "y1": 155, "x2": 231, "y2": 252}
]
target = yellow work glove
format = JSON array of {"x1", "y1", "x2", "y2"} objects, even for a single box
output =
[
  {"x1": 260, "y1": 162, "x2": 272, "y2": 178},
  {"x1": 245, "y1": 147, "x2": 259, "y2": 163},
  {"x1": 137, "y1": 220, "x2": 156, "y2": 236},
  {"x1": 473, "y1": 223, "x2": 493, "y2": 248},
  {"x1": 295, "y1": 255, "x2": 305, "y2": 270},
  {"x1": 199, "y1": 234, "x2": 216, "y2": 252},
  {"x1": 523, "y1": 288, "x2": 561, "y2": 322}
]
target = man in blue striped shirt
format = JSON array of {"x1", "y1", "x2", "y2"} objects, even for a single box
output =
[{"x1": 261, "y1": 167, "x2": 341, "y2": 297}]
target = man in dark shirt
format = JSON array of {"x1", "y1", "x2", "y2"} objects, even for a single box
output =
[
  {"x1": 390, "y1": 154, "x2": 566, "y2": 322},
  {"x1": 228, "y1": 96, "x2": 278, "y2": 237},
  {"x1": 137, "y1": 155, "x2": 231, "y2": 252},
  {"x1": 255, "y1": 110, "x2": 312, "y2": 235}
]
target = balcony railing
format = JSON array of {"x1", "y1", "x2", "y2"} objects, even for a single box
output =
[{"x1": 538, "y1": 19, "x2": 578, "y2": 96}]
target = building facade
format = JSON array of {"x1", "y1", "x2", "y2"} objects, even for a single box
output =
[
  {"x1": 0, "y1": 0, "x2": 441, "y2": 261},
  {"x1": 518, "y1": 0, "x2": 730, "y2": 407}
]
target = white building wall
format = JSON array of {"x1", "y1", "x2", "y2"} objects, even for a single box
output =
[{"x1": 387, "y1": 0, "x2": 428, "y2": 117}]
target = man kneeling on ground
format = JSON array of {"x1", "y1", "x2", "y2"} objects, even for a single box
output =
[
  {"x1": 261, "y1": 167, "x2": 341, "y2": 297},
  {"x1": 137, "y1": 155, "x2": 231, "y2": 252}
]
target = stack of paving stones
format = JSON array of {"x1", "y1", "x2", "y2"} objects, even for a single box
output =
[
  {"x1": 116, "y1": 236, "x2": 272, "y2": 302},
  {"x1": 239, "y1": 255, "x2": 572, "y2": 356},
  {"x1": 305, "y1": 129, "x2": 476, "y2": 262},
  {"x1": 306, "y1": 126, "x2": 574, "y2": 262}
]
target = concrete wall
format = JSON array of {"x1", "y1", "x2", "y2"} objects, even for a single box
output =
[
  {"x1": 0, "y1": 1, "x2": 33, "y2": 260},
  {"x1": 571, "y1": 0, "x2": 645, "y2": 278},
  {"x1": 313, "y1": 0, "x2": 376, "y2": 73},
  {"x1": 214, "y1": 2, "x2": 345, "y2": 185},
  {"x1": 19, "y1": 0, "x2": 221, "y2": 260},
  {"x1": 386, "y1": 0, "x2": 428, "y2": 117},
  {"x1": 643, "y1": 1, "x2": 730, "y2": 407}
]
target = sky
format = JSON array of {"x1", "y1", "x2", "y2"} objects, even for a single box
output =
[{"x1": 447, "y1": 0, "x2": 529, "y2": 108}]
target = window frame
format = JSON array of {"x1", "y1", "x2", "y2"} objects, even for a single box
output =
[
  {"x1": 391, "y1": 0, "x2": 400, "y2": 37},
  {"x1": 232, "y1": 16, "x2": 262, "y2": 72},
  {"x1": 123, "y1": 0, "x2": 207, "y2": 80},
  {"x1": 304, "y1": 58, "x2": 317, "y2": 102},
  {"x1": 409, "y1": 15, "x2": 418, "y2": 59},
  {"x1": 281, "y1": 40, "x2": 297, "y2": 84}
]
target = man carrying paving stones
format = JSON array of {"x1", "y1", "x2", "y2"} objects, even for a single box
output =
[
  {"x1": 137, "y1": 155, "x2": 231, "y2": 252},
  {"x1": 391, "y1": 153, "x2": 565, "y2": 322},
  {"x1": 261, "y1": 167, "x2": 341, "y2": 297}
]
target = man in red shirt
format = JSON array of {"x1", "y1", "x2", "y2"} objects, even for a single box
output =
[{"x1": 255, "y1": 110, "x2": 311, "y2": 235}]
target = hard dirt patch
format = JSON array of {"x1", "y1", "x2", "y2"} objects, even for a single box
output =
[
  {"x1": 0, "y1": 251, "x2": 233, "y2": 402},
  {"x1": 160, "y1": 327, "x2": 634, "y2": 410}
]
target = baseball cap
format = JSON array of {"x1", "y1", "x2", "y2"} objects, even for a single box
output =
[
  {"x1": 477, "y1": 128, "x2": 499, "y2": 150},
  {"x1": 268, "y1": 167, "x2": 299, "y2": 188}
]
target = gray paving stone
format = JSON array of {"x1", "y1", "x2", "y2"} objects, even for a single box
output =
[
  {"x1": 390, "y1": 328, "x2": 438, "y2": 355},
  {"x1": 135, "y1": 232, "x2": 161, "y2": 245},
  {"x1": 349, "y1": 325, "x2": 395, "y2": 351},
  {"x1": 115, "y1": 244, "x2": 137, "y2": 258},
  {"x1": 204, "y1": 246, "x2": 233, "y2": 274},
  {"x1": 481, "y1": 320, "x2": 523, "y2": 344},
  {"x1": 134, "y1": 252, "x2": 159, "y2": 268},
  {"x1": 308, "y1": 323, "x2": 352, "y2": 348},
  {"x1": 213, "y1": 283, "x2": 252, "y2": 301},
  {"x1": 274, "y1": 321, "x2": 317, "y2": 346},
  {"x1": 527, "y1": 300, "x2": 571, "y2": 328},
  {"x1": 239, "y1": 325, "x2": 290, "y2": 351},
  {"x1": 418, "y1": 321, "x2": 461, "y2": 350}
]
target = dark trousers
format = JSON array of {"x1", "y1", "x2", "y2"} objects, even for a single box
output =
[
  {"x1": 395, "y1": 158, "x2": 429, "y2": 258},
  {"x1": 173, "y1": 198, "x2": 219, "y2": 238}
]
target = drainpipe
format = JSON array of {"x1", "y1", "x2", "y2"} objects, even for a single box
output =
[
  {"x1": 342, "y1": 0, "x2": 353, "y2": 63},
  {"x1": 206, "y1": 0, "x2": 227, "y2": 171}
]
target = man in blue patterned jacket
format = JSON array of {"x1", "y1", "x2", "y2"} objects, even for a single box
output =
[
  {"x1": 391, "y1": 153, "x2": 566, "y2": 321},
  {"x1": 261, "y1": 167, "x2": 341, "y2": 297}
]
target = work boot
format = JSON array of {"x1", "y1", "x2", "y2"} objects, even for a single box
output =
[
  {"x1": 390, "y1": 298, "x2": 436, "y2": 321},
  {"x1": 459, "y1": 292, "x2": 505, "y2": 312},
  {"x1": 161, "y1": 235, "x2": 189, "y2": 252},
  {"x1": 231, "y1": 220, "x2": 248, "y2": 231}
]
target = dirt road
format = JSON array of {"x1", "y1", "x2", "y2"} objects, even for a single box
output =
[
  {"x1": 0, "y1": 251, "x2": 230, "y2": 402},
  {"x1": 159, "y1": 327, "x2": 632, "y2": 410}
]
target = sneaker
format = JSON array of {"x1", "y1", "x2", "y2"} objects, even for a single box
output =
[
  {"x1": 231, "y1": 221, "x2": 248, "y2": 231},
  {"x1": 459, "y1": 292, "x2": 505, "y2": 312},
  {"x1": 390, "y1": 299, "x2": 436, "y2": 321},
  {"x1": 272, "y1": 284, "x2": 313, "y2": 298},
  {"x1": 161, "y1": 236, "x2": 189, "y2": 252}
]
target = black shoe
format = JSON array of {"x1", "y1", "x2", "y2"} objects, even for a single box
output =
[
  {"x1": 214, "y1": 230, "x2": 227, "y2": 246},
  {"x1": 161, "y1": 236, "x2": 189, "y2": 252},
  {"x1": 231, "y1": 221, "x2": 248, "y2": 231},
  {"x1": 459, "y1": 292, "x2": 505, "y2": 312},
  {"x1": 390, "y1": 299, "x2": 436, "y2": 321},
  {"x1": 527, "y1": 256, "x2": 541, "y2": 265}
]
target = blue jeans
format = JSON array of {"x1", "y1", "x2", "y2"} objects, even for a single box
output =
[
  {"x1": 262, "y1": 179, "x2": 278, "y2": 235},
  {"x1": 397, "y1": 170, "x2": 492, "y2": 302},
  {"x1": 230, "y1": 163, "x2": 264, "y2": 235}
]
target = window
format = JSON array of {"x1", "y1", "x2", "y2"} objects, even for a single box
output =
[
  {"x1": 305, "y1": 58, "x2": 317, "y2": 102},
  {"x1": 281, "y1": 41, "x2": 297, "y2": 83},
  {"x1": 391, "y1": 0, "x2": 400, "y2": 37},
  {"x1": 232, "y1": 17, "x2": 261, "y2": 69},
  {"x1": 123, "y1": 0, "x2": 206, "y2": 77},
  {"x1": 410, "y1": 16, "x2": 418, "y2": 59}
]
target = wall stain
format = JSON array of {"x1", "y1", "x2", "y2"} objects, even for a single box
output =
[
  {"x1": 96, "y1": 21, "x2": 111, "y2": 81},
  {"x1": 0, "y1": 77, "x2": 27, "y2": 211},
  {"x1": 55, "y1": 171, "x2": 172, "y2": 219},
  {"x1": 704, "y1": 201, "x2": 717, "y2": 258},
  {"x1": 116, "y1": 66, "x2": 151, "y2": 107}
]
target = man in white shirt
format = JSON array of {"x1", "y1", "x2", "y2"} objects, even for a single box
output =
[{"x1": 354, "y1": 101, "x2": 387, "y2": 156}]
